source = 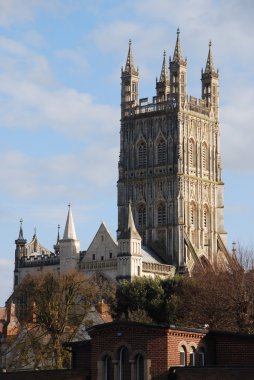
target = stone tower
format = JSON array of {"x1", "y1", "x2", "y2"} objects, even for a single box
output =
[{"x1": 117, "y1": 30, "x2": 228, "y2": 273}]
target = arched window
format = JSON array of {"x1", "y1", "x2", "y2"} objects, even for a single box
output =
[
  {"x1": 137, "y1": 205, "x2": 146, "y2": 228},
  {"x1": 135, "y1": 354, "x2": 144, "y2": 380},
  {"x1": 138, "y1": 142, "x2": 147, "y2": 167},
  {"x1": 202, "y1": 143, "x2": 208, "y2": 171},
  {"x1": 190, "y1": 347, "x2": 196, "y2": 367},
  {"x1": 157, "y1": 139, "x2": 166, "y2": 165},
  {"x1": 118, "y1": 347, "x2": 131, "y2": 380},
  {"x1": 102, "y1": 355, "x2": 113, "y2": 380},
  {"x1": 198, "y1": 347, "x2": 205, "y2": 367},
  {"x1": 180, "y1": 346, "x2": 187, "y2": 366},
  {"x1": 158, "y1": 203, "x2": 166, "y2": 226}
]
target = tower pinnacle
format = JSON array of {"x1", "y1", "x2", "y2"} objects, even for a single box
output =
[
  {"x1": 173, "y1": 28, "x2": 184, "y2": 63},
  {"x1": 124, "y1": 39, "x2": 138, "y2": 74},
  {"x1": 205, "y1": 40, "x2": 216, "y2": 74},
  {"x1": 63, "y1": 204, "x2": 77, "y2": 240},
  {"x1": 159, "y1": 50, "x2": 169, "y2": 83}
]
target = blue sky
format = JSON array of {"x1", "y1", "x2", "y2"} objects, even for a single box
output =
[{"x1": 0, "y1": 0, "x2": 254, "y2": 305}]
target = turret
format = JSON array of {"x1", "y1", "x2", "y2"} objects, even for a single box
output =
[
  {"x1": 169, "y1": 28, "x2": 187, "y2": 109},
  {"x1": 156, "y1": 50, "x2": 170, "y2": 100},
  {"x1": 15, "y1": 219, "x2": 27, "y2": 266},
  {"x1": 201, "y1": 41, "x2": 219, "y2": 118},
  {"x1": 59, "y1": 205, "x2": 80, "y2": 272},
  {"x1": 14, "y1": 219, "x2": 27, "y2": 288},
  {"x1": 54, "y1": 224, "x2": 60, "y2": 255},
  {"x1": 117, "y1": 203, "x2": 142, "y2": 280},
  {"x1": 121, "y1": 40, "x2": 139, "y2": 117}
]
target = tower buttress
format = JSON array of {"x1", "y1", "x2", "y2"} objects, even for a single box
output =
[
  {"x1": 117, "y1": 203, "x2": 142, "y2": 280},
  {"x1": 169, "y1": 28, "x2": 187, "y2": 109},
  {"x1": 201, "y1": 41, "x2": 219, "y2": 119},
  {"x1": 121, "y1": 40, "x2": 139, "y2": 118},
  {"x1": 156, "y1": 50, "x2": 170, "y2": 100}
]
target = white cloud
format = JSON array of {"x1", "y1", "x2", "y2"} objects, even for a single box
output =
[{"x1": 55, "y1": 48, "x2": 89, "y2": 72}]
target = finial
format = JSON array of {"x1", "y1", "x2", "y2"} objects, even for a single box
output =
[
  {"x1": 129, "y1": 39, "x2": 132, "y2": 46},
  {"x1": 177, "y1": 27, "x2": 180, "y2": 34},
  {"x1": 163, "y1": 49, "x2": 166, "y2": 57},
  {"x1": 58, "y1": 224, "x2": 60, "y2": 231},
  {"x1": 68, "y1": 203, "x2": 71, "y2": 209},
  {"x1": 20, "y1": 218, "x2": 23, "y2": 226},
  {"x1": 209, "y1": 40, "x2": 212, "y2": 47}
]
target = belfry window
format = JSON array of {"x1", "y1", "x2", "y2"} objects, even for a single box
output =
[
  {"x1": 138, "y1": 142, "x2": 147, "y2": 167},
  {"x1": 157, "y1": 139, "x2": 166, "y2": 165},
  {"x1": 138, "y1": 205, "x2": 146, "y2": 228},
  {"x1": 198, "y1": 347, "x2": 205, "y2": 367},
  {"x1": 158, "y1": 203, "x2": 166, "y2": 226},
  {"x1": 203, "y1": 206, "x2": 209, "y2": 229}
]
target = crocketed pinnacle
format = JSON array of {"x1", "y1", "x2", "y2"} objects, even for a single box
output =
[
  {"x1": 173, "y1": 28, "x2": 184, "y2": 63},
  {"x1": 124, "y1": 39, "x2": 137, "y2": 73},
  {"x1": 159, "y1": 50, "x2": 169, "y2": 83},
  {"x1": 18, "y1": 218, "x2": 24, "y2": 240},
  {"x1": 63, "y1": 204, "x2": 77, "y2": 240},
  {"x1": 205, "y1": 41, "x2": 216, "y2": 74}
]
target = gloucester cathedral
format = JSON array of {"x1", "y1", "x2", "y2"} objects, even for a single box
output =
[{"x1": 13, "y1": 30, "x2": 236, "y2": 288}]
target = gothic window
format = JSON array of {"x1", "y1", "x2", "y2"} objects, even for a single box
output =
[
  {"x1": 138, "y1": 142, "x2": 147, "y2": 167},
  {"x1": 118, "y1": 347, "x2": 131, "y2": 380},
  {"x1": 157, "y1": 139, "x2": 166, "y2": 165},
  {"x1": 102, "y1": 355, "x2": 113, "y2": 380},
  {"x1": 132, "y1": 82, "x2": 136, "y2": 92},
  {"x1": 202, "y1": 143, "x2": 208, "y2": 171},
  {"x1": 180, "y1": 346, "x2": 187, "y2": 366},
  {"x1": 135, "y1": 354, "x2": 144, "y2": 380},
  {"x1": 137, "y1": 205, "x2": 146, "y2": 228},
  {"x1": 190, "y1": 347, "x2": 196, "y2": 367},
  {"x1": 158, "y1": 203, "x2": 166, "y2": 226}
]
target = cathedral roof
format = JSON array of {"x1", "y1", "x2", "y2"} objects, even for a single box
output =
[
  {"x1": 141, "y1": 246, "x2": 164, "y2": 264},
  {"x1": 63, "y1": 204, "x2": 77, "y2": 240}
]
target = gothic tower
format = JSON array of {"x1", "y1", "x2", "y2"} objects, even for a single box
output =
[{"x1": 117, "y1": 31, "x2": 228, "y2": 273}]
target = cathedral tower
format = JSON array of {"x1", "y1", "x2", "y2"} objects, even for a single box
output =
[{"x1": 117, "y1": 31, "x2": 228, "y2": 273}]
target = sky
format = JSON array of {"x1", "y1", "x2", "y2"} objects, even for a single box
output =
[{"x1": 0, "y1": 0, "x2": 254, "y2": 306}]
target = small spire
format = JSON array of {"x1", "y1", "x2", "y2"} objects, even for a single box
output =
[
  {"x1": 125, "y1": 39, "x2": 136, "y2": 73},
  {"x1": 159, "y1": 50, "x2": 169, "y2": 83},
  {"x1": 205, "y1": 40, "x2": 216, "y2": 74},
  {"x1": 63, "y1": 204, "x2": 77, "y2": 240},
  {"x1": 127, "y1": 202, "x2": 141, "y2": 240},
  {"x1": 56, "y1": 224, "x2": 60, "y2": 244},
  {"x1": 18, "y1": 218, "x2": 24, "y2": 240},
  {"x1": 173, "y1": 28, "x2": 184, "y2": 63}
]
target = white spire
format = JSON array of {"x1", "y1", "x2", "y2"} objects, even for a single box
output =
[
  {"x1": 127, "y1": 202, "x2": 141, "y2": 240},
  {"x1": 63, "y1": 204, "x2": 77, "y2": 240}
]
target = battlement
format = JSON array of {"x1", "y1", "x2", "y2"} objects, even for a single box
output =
[
  {"x1": 19, "y1": 254, "x2": 59, "y2": 268},
  {"x1": 122, "y1": 94, "x2": 210, "y2": 118}
]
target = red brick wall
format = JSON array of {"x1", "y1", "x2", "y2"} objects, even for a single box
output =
[
  {"x1": 167, "y1": 329, "x2": 206, "y2": 367},
  {"x1": 89, "y1": 322, "x2": 169, "y2": 380},
  {"x1": 211, "y1": 333, "x2": 254, "y2": 366}
]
